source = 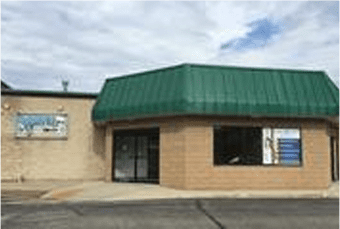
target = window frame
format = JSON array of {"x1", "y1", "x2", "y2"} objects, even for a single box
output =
[{"x1": 213, "y1": 124, "x2": 303, "y2": 167}]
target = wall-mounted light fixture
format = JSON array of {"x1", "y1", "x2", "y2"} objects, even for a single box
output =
[
  {"x1": 3, "y1": 103, "x2": 10, "y2": 110},
  {"x1": 57, "y1": 105, "x2": 64, "y2": 111}
]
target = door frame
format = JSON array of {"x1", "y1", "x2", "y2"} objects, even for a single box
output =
[
  {"x1": 331, "y1": 136, "x2": 339, "y2": 181},
  {"x1": 112, "y1": 128, "x2": 160, "y2": 183}
]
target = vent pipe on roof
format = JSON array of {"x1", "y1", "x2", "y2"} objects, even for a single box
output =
[{"x1": 62, "y1": 80, "x2": 69, "y2": 92}]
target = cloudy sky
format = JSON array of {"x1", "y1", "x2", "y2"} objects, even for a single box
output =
[{"x1": 1, "y1": 1, "x2": 339, "y2": 93}]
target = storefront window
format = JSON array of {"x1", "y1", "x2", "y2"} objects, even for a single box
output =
[
  {"x1": 214, "y1": 127, "x2": 262, "y2": 165},
  {"x1": 214, "y1": 126, "x2": 302, "y2": 166}
]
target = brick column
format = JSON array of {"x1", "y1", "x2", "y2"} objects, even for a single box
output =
[{"x1": 160, "y1": 122, "x2": 186, "y2": 189}]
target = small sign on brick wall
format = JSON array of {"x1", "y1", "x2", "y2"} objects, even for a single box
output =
[{"x1": 15, "y1": 113, "x2": 68, "y2": 139}]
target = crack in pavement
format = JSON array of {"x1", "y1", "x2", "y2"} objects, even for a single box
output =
[
  {"x1": 66, "y1": 205, "x2": 85, "y2": 216},
  {"x1": 1, "y1": 213, "x2": 20, "y2": 224},
  {"x1": 195, "y1": 200, "x2": 226, "y2": 229}
]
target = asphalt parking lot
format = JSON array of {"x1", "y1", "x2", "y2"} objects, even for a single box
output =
[{"x1": 1, "y1": 199, "x2": 339, "y2": 229}]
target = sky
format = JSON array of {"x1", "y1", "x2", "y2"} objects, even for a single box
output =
[{"x1": 1, "y1": 1, "x2": 339, "y2": 93}]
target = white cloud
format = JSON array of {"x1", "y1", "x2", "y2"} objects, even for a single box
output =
[
  {"x1": 206, "y1": 1, "x2": 339, "y2": 86},
  {"x1": 1, "y1": 1, "x2": 339, "y2": 92}
]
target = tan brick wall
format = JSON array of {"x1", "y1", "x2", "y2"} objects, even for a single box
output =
[
  {"x1": 102, "y1": 116, "x2": 334, "y2": 190},
  {"x1": 183, "y1": 120, "x2": 332, "y2": 190},
  {"x1": 160, "y1": 122, "x2": 186, "y2": 189},
  {"x1": 1, "y1": 95, "x2": 106, "y2": 181}
]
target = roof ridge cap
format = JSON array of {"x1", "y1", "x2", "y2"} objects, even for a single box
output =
[
  {"x1": 105, "y1": 63, "x2": 188, "y2": 82},
  {"x1": 186, "y1": 63, "x2": 324, "y2": 74}
]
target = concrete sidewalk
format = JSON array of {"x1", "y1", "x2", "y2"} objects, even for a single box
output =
[
  {"x1": 42, "y1": 182, "x2": 340, "y2": 203},
  {"x1": 1, "y1": 181, "x2": 83, "y2": 203},
  {"x1": 2, "y1": 181, "x2": 339, "y2": 204}
]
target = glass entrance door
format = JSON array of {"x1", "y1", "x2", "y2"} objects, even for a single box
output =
[
  {"x1": 114, "y1": 136, "x2": 136, "y2": 182},
  {"x1": 114, "y1": 129, "x2": 159, "y2": 183}
]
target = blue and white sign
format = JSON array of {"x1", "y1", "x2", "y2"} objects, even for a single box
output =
[
  {"x1": 274, "y1": 129, "x2": 300, "y2": 139},
  {"x1": 274, "y1": 129, "x2": 301, "y2": 165},
  {"x1": 15, "y1": 114, "x2": 68, "y2": 138}
]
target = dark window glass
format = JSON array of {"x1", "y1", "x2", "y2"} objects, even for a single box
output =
[{"x1": 214, "y1": 127, "x2": 262, "y2": 165}]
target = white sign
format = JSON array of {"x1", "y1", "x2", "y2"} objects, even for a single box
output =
[
  {"x1": 16, "y1": 114, "x2": 68, "y2": 138},
  {"x1": 273, "y1": 129, "x2": 300, "y2": 139},
  {"x1": 262, "y1": 128, "x2": 272, "y2": 164}
]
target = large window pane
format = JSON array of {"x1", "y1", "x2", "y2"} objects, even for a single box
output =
[
  {"x1": 115, "y1": 136, "x2": 135, "y2": 179},
  {"x1": 214, "y1": 127, "x2": 262, "y2": 165}
]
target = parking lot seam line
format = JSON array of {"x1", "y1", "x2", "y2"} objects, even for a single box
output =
[
  {"x1": 66, "y1": 205, "x2": 84, "y2": 216},
  {"x1": 195, "y1": 199, "x2": 226, "y2": 229}
]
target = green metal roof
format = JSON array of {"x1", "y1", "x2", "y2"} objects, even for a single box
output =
[{"x1": 92, "y1": 64, "x2": 339, "y2": 122}]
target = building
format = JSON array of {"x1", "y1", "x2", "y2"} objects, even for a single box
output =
[
  {"x1": 1, "y1": 89, "x2": 103, "y2": 181},
  {"x1": 2, "y1": 64, "x2": 339, "y2": 190},
  {"x1": 1, "y1": 81, "x2": 12, "y2": 90}
]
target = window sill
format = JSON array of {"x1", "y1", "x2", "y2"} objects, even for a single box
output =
[{"x1": 213, "y1": 164, "x2": 303, "y2": 168}]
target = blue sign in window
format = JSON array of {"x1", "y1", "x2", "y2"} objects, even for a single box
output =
[{"x1": 278, "y1": 138, "x2": 300, "y2": 165}]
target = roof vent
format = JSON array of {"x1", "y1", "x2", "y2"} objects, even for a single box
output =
[{"x1": 62, "y1": 80, "x2": 69, "y2": 92}]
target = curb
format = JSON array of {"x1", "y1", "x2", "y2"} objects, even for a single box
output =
[
  {"x1": 39, "y1": 189, "x2": 338, "y2": 203},
  {"x1": 3, "y1": 182, "x2": 338, "y2": 204},
  {"x1": 35, "y1": 196, "x2": 340, "y2": 206},
  {"x1": 1, "y1": 189, "x2": 48, "y2": 198}
]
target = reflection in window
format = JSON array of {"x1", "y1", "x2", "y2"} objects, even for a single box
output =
[{"x1": 214, "y1": 126, "x2": 302, "y2": 166}]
